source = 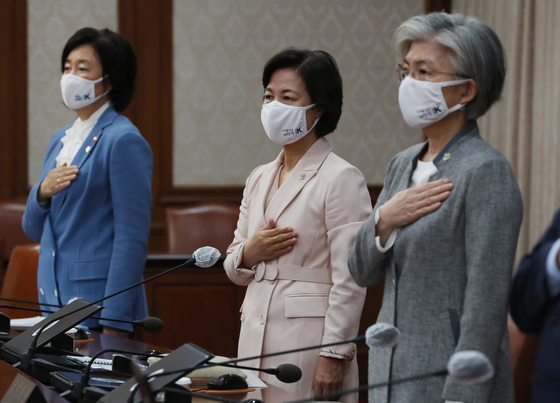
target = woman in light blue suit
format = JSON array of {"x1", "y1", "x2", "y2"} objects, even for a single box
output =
[{"x1": 23, "y1": 28, "x2": 153, "y2": 337}]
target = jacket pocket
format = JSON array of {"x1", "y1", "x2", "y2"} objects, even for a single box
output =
[
  {"x1": 69, "y1": 260, "x2": 111, "y2": 281},
  {"x1": 285, "y1": 293, "x2": 329, "y2": 318}
]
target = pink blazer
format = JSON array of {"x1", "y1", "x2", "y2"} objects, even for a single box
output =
[{"x1": 224, "y1": 137, "x2": 371, "y2": 399}]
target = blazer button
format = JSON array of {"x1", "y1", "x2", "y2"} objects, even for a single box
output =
[
  {"x1": 260, "y1": 315, "x2": 265, "y2": 325},
  {"x1": 39, "y1": 288, "x2": 45, "y2": 296},
  {"x1": 269, "y1": 280, "x2": 275, "y2": 285}
]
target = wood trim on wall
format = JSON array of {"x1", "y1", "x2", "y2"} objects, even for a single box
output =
[
  {"x1": 0, "y1": 0, "x2": 28, "y2": 200},
  {"x1": 0, "y1": 0, "x2": 452, "y2": 248},
  {"x1": 118, "y1": 0, "x2": 174, "y2": 250},
  {"x1": 117, "y1": 1, "x2": 384, "y2": 251},
  {"x1": 426, "y1": 0, "x2": 452, "y2": 13}
]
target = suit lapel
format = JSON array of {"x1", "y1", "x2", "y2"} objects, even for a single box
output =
[
  {"x1": 71, "y1": 106, "x2": 117, "y2": 170},
  {"x1": 253, "y1": 152, "x2": 283, "y2": 227},
  {"x1": 265, "y1": 137, "x2": 332, "y2": 223},
  {"x1": 50, "y1": 106, "x2": 117, "y2": 223}
]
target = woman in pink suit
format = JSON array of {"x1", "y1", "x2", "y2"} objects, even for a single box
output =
[{"x1": 224, "y1": 49, "x2": 371, "y2": 402}]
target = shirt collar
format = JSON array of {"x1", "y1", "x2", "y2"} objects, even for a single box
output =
[
  {"x1": 411, "y1": 120, "x2": 478, "y2": 171},
  {"x1": 71, "y1": 101, "x2": 111, "y2": 141}
]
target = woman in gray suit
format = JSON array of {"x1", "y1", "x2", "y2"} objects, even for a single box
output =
[{"x1": 348, "y1": 13, "x2": 523, "y2": 403}]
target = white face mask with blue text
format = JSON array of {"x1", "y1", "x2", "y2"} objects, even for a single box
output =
[
  {"x1": 398, "y1": 76, "x2": 471, "y2": 128},
  {"x1": 60, "y1": 74, "x2": 109, "y2": 110},
  {"x1": 261, "y1": 101, "x2": 320, "y2": 145}
]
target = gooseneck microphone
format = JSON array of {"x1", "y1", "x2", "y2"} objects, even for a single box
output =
[
  {"x1": 0, "y1": 305, "x2": 164, "y2": 333},
  {"x1": 213, "y1": 362, "x2": 301, "y2": 383},
  {"x1": 66, "y1": 348, "x2": 165, "y2": 402},
  {"x1": 15, "y1": 246, "x2": 220, "y2": 374},
  {"x1": 137, "y1": 323, "x2": 398, "y2": 389},
  {"x1": 365, "y1": 322, "x2": 401, "y2": 348},
  {"x1": 0, "y1": 297, "x2": 62, "y2": 308},
  {"x1": 284, "y1": 350, "x2": 496, "y2": 403}
]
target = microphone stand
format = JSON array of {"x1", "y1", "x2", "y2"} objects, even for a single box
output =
[
  {"x1": 284, "y1": 368, "x2": 449, "y2": 403},
  {"x1": 16, "y1": 257, "x2": 197, "y2": 374},
  {"x1": 0, "y1": 297, "x2": 62, "y2": 308},
  {"x1": 0, "y1": 305, "x2": 162, "y2": 332},
  {"x1": 64, "y1": 348, "x2": 164, "y2": 402},
  {"x1": 142, "y1": 335, "x2": 365, "y2": 380}
]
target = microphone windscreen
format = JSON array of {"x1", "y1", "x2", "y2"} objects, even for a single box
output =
[
  {"x1": 365, "y1": 323, "x2": 400, "y2": 348},
  {"x1": 447, "y1": 350, "x2": 495, "y2": 385},
  {"x1": 193, "y1": 247, "x2": 221, "y2": 268},
  {"x1": 142, "y1": 316, "x2": 164, "y2": 333},
  {"x1": 275, "y1": 363, "x2": 302, "y2": 383}
]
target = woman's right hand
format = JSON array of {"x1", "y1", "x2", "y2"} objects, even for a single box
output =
[
  {"x1": 38, "y1": 163, "x2": 79, "y2": 202},
  {"x1": 241, "y1": 219, "x2": 298, "y2": 268},
  {"x1": 377, "y1": 178, "x2": 454, "y2": 245}
]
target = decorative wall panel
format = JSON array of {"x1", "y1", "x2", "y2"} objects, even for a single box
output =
[
  {"x1": 27, "y1": 0, "x2": 117, "y2": 186},
  {"x1": 173, "y1": 0, "x2": 424, "y2": 186}
]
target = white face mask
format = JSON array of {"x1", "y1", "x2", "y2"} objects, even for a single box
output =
[
  {"x1": 60, "y1": 74, "x2": 109, "y2": 110},
  {"x1": 398, "y1": 76, "x2": 472, "y2": 128},
  {"x1": 261, "y1": 101, "x2": 320, "y2": 145}
]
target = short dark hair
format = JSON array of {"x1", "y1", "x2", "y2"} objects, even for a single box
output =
[
  {"x1": 262, "y1": 48, "x2": 343, "y2": 138},
  {"x1": 61, "y1": 27, "x2": 137, "y2": 112}
]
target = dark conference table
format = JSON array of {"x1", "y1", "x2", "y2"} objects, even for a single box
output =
[{"x1": 0, "y1": 329, "x2": 299, "y2": 402}]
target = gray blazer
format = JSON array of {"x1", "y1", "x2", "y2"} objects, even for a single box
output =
[{"x1": 349, "y1": 122, "x2": 523, "y2": 403}]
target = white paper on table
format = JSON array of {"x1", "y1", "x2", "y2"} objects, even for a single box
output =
[
  {"x1": 67, "y1": 355, "x2": 113, "y2": 370},
  {"x1": 10, "y1": 316, "x2": 44, "y2": 327},
  {"x1": 241, "y1": 369, "x2": 267, "y2": 388}
]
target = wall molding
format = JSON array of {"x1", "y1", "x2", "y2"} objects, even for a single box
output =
[
  {"x1": 0, "y1": 0, "x2": 28, "y2": 200},
  {"x1": 0, "y1": 1, "x2": 447, "y2": 249}
]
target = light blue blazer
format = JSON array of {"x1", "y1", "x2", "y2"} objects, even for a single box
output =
[{"x1": 23, "y1": 106, "x2": 153, "y2": 332}]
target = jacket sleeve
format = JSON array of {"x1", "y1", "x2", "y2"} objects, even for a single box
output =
[
  {"x1": 348, "y1": 155, "x2": 398, "y2": 287},
  {"x1": 510, "y1": 209, "x2": 560, "y2": 333},
  {"x1": 443, "y1": 159, "x2": 523, "y2": 401},
  {"x1": 319, "y1": 166, "x2": 372, "y2": 360},
  {"x1": 224, "y1": 167, "x2": 262, "y2": 286},
  {"x1": 98, "y1": 131, "x2": 153, "y2": 331}
]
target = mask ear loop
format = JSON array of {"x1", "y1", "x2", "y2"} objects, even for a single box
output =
[
  {"x1": 439, "y1": 79, "x2": 473, "y2": 114},
  {"x1": 305, "y1": 117, "x2": 320, "y2": 135}
]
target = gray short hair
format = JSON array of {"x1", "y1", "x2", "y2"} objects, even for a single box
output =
[{"x1": 393, "y1": 13, "x2": 506, "y2": 121}]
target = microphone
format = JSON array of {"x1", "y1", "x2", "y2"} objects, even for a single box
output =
[
  {"x1": 137, "y1": 323, "x2": 398, "y2": 389},
  {"x1": 105, "y1": 324, "x2": 395, "y2": 403},
  {"x1": 365, "y1": 322, "x2": 401, "y2": 348},
  {"x1": 213, "y1": 362, "x2": 301, "y2": 384},
  {"x1": 14, "y1": 246, "x2": 220, "y2": 374},
  {"x1": 284, "y1": 350, "x2": 496, "y2": 403},
  {"x1": 0, "y1": 305, "x2": 164, "y2": 333},
  {"x1": 65, "y1": 348, "x2": 165, "y2": 402},
  {"x1": 447, "y1": 350, "x2": 495, "y2": 385},
  {"x1": 0, "y1": 297, "x2": 62, "y2": 308}
]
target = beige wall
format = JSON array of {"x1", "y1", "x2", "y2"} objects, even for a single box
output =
[
  {"x1": 172, "y1": 0, "x2": 424, "y2": 186},
  {"x1": 27, "y1": 0, "x2": 425, "y2": 188},
  {"x1": 27, "y1": 0, "x2": 117, "y2": 186}
]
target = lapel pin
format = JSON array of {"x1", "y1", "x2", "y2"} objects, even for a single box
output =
[
  {"x1": 93, "y1": 136, "x2": 98, "y2": 142},
  {"x1": 85, "y1": 146, "x2": 91, "y2": 153},
  {"x1": 299, "y1": 174, "x2": 306, "y2": 180},
  {"x1": 443, "y1": 153, "x2": 451, "y2": 161}
]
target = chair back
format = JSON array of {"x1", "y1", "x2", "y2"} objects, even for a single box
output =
[
  {"x1": 166, "y1": 202, "x2": 239, "y2": 254},
  {"x1": 508, "y1": 315, "x2": 540, "y2": 403},
  {"x1": 0, "y1": 201, "x2": 33, "y2": 261},
  {"x1": 0, "y1": 244, "x2": 40, "y2": 319}
]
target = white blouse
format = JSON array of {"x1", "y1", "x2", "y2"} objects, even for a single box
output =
[{"x1": 55, "y1": 102, "x2": 110, "y2": 167}]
